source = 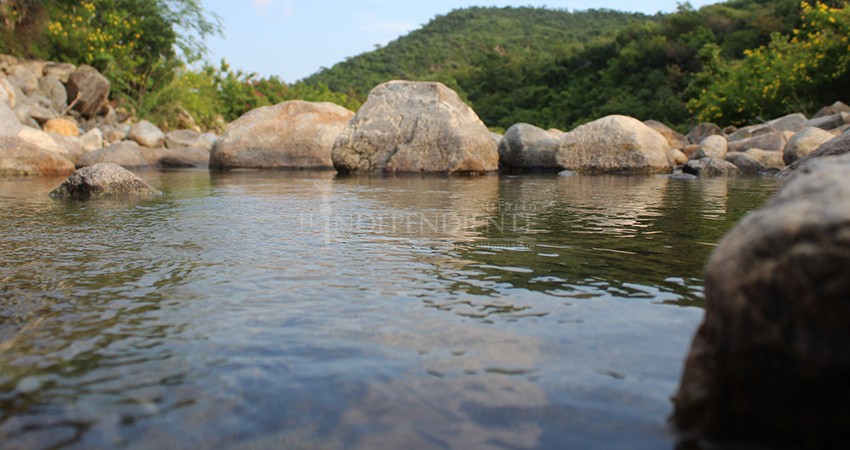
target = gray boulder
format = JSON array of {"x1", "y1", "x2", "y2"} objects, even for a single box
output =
[
  {"x1": 0, "y1": 101, "x2": 22, "y2": 137},
  {"x1": 687, "y1": 122, "x2": 723, "y2": 145},
  {"x1": 214, "y1": 100, "x2": 353, "y2": 170},
  {"x1": 333, "y1": 81, "x2": 497, "y2": 174},
  {"x1": 682, "y1": 157, "x2": 740, "y2": 176},
  {"x1": 694, "y1": 135, "x2": 728, "y2": 159},
  {"x1": 129, "y1": 120, "x2": 165, "y2": 148},
  {"x1": 43, "y1": 62, "x2": 76, "y2": 83},
  {"x1": 37, "y1": 75, "x2": 68, "y2": 112},
  {"x1": 804, "y1": 113, "x2": 849, "y2": 131},
  {"x1": 65, "y1": 64, "x2": 110, "y2": 119},
  {"x1": 728, "y1": 130, "x2": 790, "y2": 153},
  {"x1": 498, "y1": 123, "x2": 561, "y2": 171},
  {"x1": 164, "y1": 129, "x2": 215, "y2": 151},
  {"x1": 724, "y1": 152, "x2": 764, "y2": 174},
  {"x1": 76, "y1": 141, "x2": 149, "y2": 169},
  {"x1": 783, "y1": 126, "x2": 836, "y2": 165},
  {"x1": 781, "y1": 131, "x2": 850, "y2": 174},
  {"x1": 767, "y1": 113, "x2": 807, "y2": 133},
  {"x1": 0, "y1": 136, "x2": 75, "y2": 175},
  {"x1": 644, "y1": 120, "x2": 689, "y2": 150},
  {"x1": 50, "y1": 163, "x2": 160, "y2": 199},
  {"x1": 674, "y1": 152, "x2": 850, "y2": 448},
  {"x1": 555, "y1": 115, "x2": 672, "y2": 174}
]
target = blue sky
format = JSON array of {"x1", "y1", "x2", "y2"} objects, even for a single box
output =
[{"x1": 200, "y1": 0, "x2": 719, "y2": 83}]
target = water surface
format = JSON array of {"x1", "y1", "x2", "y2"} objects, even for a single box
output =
[{"x1": 0, "y1": 171, "x2": 779, "y2": 449}]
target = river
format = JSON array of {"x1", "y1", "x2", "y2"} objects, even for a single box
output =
[{"x1": 0, "y1": 171, "x2": 778, "y2": 449}]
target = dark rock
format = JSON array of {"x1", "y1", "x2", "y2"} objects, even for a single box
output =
[
  {"x1": 50, "y1": 163, "x2": 160, "y2": 198},
  {"x1": 65, "y1": 64, "x2": 110, "y2": 119},
  {"x1": 724, "y1": 152, "x2": 764, "y2": 174},
  {"x1": 687, "y1": 122, "x2": 723, "y2": 145},
  {"x1": 674, "y1": 152, "x2": 850, "y2": 448}
]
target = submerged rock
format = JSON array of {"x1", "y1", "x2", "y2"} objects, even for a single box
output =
[
  {"x1": 555, "y1": 115, "x2": 672, "y2": 174},
  {"x1": 212, "y1": 100, "x2": 353, "y2": 170},
  {"x1": 50, "y1": 163, "x2": 160, "y2": 198},
  {"x1": 332, "y1": 81, "x2": 498, "y2": 174},
  {"x1": 673, "y1": 152, "x2": 850, "y2": 448}
]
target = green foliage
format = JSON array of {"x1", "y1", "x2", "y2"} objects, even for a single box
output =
[{"x1": 689, "y1": 1, "x2": 850, "y2": 125}]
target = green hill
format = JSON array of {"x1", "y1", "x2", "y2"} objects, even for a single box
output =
[{"x1": 301, "y1": 1, "x2": 845, "y2": 131}]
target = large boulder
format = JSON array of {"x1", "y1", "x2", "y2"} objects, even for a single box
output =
[
  {"x1": 673, "y1": 152, "x2": 850, "y2": 448},
  {"x1": 0, "y1": 101, "x2": 22, "y2": 137},
  {"x1": 332, "y1": 81, "x2": 497, "y2": 174},
  {"x1": 213, "y1": 100, "x2": 353, "y2": 170},
  {"x1": 783, "y1": 126, "x2": 836, "y2": 165},
  {"x1": 50, "y1": 163, "x2": 160, "y2": 199},
  {"x1": 0, "y1": 136, "x2": 75, "y2": 175},
  {"x1": 76, "y1": 141, "x2": 149, "y2": 169},
  {"x1": 65, "y1": 64, "x2": 110, "y2": 119},
  {"x1": 129, "y1": 120, "x2": 165, "y2": 148},
  {"x1": 694, "y1": 135, "x2": 728, "y2": 159},
  {"x1": 644, "y1": 120, "x2": 690, "y2": 150},
  {"x1": 555, "y1": 115, "x2": 672, "y2": 174},
  {"x1": 498, "y1": 123, "x2": 561, "y2": 171},
  {"x1": 781, "y1": 131, "x2": 850, "y2": 174},
  {"x1": 682, "y1": 157, "x2": 741, "y2": 176}
]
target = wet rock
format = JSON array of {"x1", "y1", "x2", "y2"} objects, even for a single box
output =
[
  {"x1": 50, "y1": 163, "x2": 160, "y2": 198},
  {"x1": 682, "y1": 157, "x2": 740, "y2": 176},
  {"x1": 724, "y1": 152, "x2": 764, "y2": 174},
  {"x1": 213, "y1": 100, "x2": 353, "y2": 170},
  {"x1": 76, "y1": 141, "x2": 149, "y2": 169},
  {"x1": 0, "y1": 136, "x2": 75, "y2": 175},
  {"x1": 687, "y1": 122, "x2": 723, "y2": 145},
  {"x1": 65, "y1": 64, "x2": 110, "y2": 119},
  {"x1": 694, "y1": 135, "x2": 727, "y2": 159},
  {"x1": 728, "y1": 130, "x2": 790, "y2": 153},
  {"x1": 498, "y1": 123, "x2": 561, "y2": 171},
  {"x1": 333, "y1": 81, "x2": 497, "y2": 174},
  {"x1": 644, "y1": 120, "x2": 689, "y2": 150},
  {"x1": 0, "y1": 101, "x2": 22, "y2": 137},
  {"x1": 674, "y1": 153, "x2": 850, "y2": 448},
  {"x1": 555, "y1": 115, "x2": 672, "y2": 174},
  {"x1": 783, "y1": 126, "x2": 836, "y2": 165},
  {"x1": 129, "y1": 120, "x2": 165, "y2": 148},
  {"x1": 781, "y1": 131, "x2": 850, "y2": 175},
  {"x1": 43, "y1": 118, "x2": 79, "y2": 137}
]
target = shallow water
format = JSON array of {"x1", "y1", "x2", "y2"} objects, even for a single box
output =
[{"x1": 0, "y1": 171, "x2": 778, "y2": 449}]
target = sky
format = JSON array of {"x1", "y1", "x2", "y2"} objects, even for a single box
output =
[{"x1": 199, "y1": 0, "x2": 720, "y2": 83}]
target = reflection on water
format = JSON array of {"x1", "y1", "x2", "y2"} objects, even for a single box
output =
[{"x1": 0, "y1": 171, "x2": 778, "y2": 449}]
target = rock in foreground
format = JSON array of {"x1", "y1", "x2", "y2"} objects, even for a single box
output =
[
  {"x1": 673, "y1": 153, "x2": 850, "y2": 448},
  {"x1": 212, "y1": 100, "x2": 353, "y2": 170},
  {"x1": 332, "y1": 81, "x2": 498, "y2": 174},
  {"x1": 555, "y1": 115, "x2": 672, "y2": 174},
  {"x1": 50, "y1": 163, "x2": 160, "y2": 198}
]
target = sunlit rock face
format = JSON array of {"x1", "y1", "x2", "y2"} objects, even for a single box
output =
[
  {"x1": 332, "y1": 80, "x2": 498, "y2": 174},
  {"x1": 674, "y1": 153, "x2": 850, "y2": 448},
  {"x1": 211, "y1": 100, "x2": 354, "y2": 170},
  {"x1": 555, "y1": 115, "x2": 672, "y2": 174}
]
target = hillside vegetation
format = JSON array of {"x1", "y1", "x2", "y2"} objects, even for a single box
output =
[{"x1": 2, "y1": 0, "x2": 849, "y2": 131}]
